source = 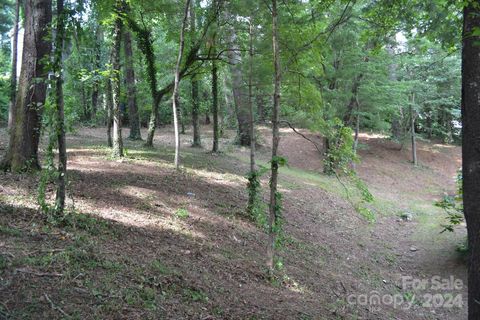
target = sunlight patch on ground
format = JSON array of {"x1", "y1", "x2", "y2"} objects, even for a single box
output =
[
  {"x1": 186, "y1": 167, "x2": 245, "y2": 187},
  {"x1": 77, "y1": 200, "x2": 207, "y2": 240},
  {"x1": 358, "y1": 132, "x2": 389, "y2": 139},
  {"x1": 432, "y1": 143, "x2": 457, "y2": 149}
]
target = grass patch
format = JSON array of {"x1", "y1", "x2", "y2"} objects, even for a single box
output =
[
  {"x1": 150, "y1": 259, "x2": 175, "y2": 275},
  {"x1": 183, "y1": 287, "x2": 208, "y2": 303},
  {"x1": 175, "y1": 208, "x2": 190, "y2": 219},
  {"x1": 0, "y1": 224, "x2": 22, "y2": 237}
]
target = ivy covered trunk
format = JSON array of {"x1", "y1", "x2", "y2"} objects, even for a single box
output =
[
  {"x1": 124, "y1": 30, "x2": 142, "y2": 141},
  {"x1": 54, "y1": 0, "x2": 67, "y2": 213},
  {"x1": 267, "y1": 0, "x2": 281, "y2": 273},
  {"x1": 1, "y1": 0, "x2": 52, "y2": 172},
  {"x1": 138, "y1": 28, "x2": 160, "y2": 148},
  {"x1": 462, "y1": 3, "x2": 480, "y2": 319}
]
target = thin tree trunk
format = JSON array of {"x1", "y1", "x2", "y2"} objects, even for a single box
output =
[
  {"x1": 54, "y1": 0, "x2": 67, "y2": 213},
  {"x1": 248, "y1": 20, "x2": 255, "y2": 173},
  {"x1": 212, "y1": 58, "x2": 219, "y2": 152},
  {"x1": 91, "y1": 26, "x2": 103, "y2": 119},
  {"x1": 1, "y1": 0, "x2": 52, "y2": 172},
  {"x1": 267, "y1": 0, "x2": 281, "y2": 273},
  {"x1": 111, "y1": 1, "x2": 124, "y2": 158},
  {"x1": 190, "y1": 0, "x2": 201, "y2": 147},
  {"x1": 410, "y1": 93, "x2": 417, "y2": 166},
  {"x1": 462, "y1": 3, "x2": 480, "y2": 319},
  {"x1": 172, "y1": 0, "x2": 191, "y2": 169},
  {"x1": 124, "y1": 30, "x2": 142, "y2": 140},
  {"x1": 191, "y1": 78, "x2": 201, "y2": 146},
  {"x1": 106, "y1": 78, "x2": 113, "y2": 148},
  {"x1": 8, "y1": 0, "x2": 20, "y2": 131}
]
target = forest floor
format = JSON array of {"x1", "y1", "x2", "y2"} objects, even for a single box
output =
[{"x1": 0, "y1": 124, "x2": 466, "y2": 319}]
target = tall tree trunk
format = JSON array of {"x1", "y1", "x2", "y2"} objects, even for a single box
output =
[
  {"x1": 1, "y1": 0, "x2": 52, "y2": 172},
  {"x1": 248, "y1": 20, "x2": 255, "y2": 173},
  {"x1": 212, "y1": 58, "x2": 219, "y2": 152},
  {"x1": 410, "y1": 93, "x2": 417, "y2": 166},
  {"x1": 8, "y1": 0, "x2": 20, "y2": 131},
  {"x1": 124, "y1": 30, "x2": 142, "y2": 140},
  {"x1": 190, "y1": 0, "x2": 201, "y2": 147},
  {"x1": 172, "y1": 0, "x2": 191, "y2": 169},
  {"x1": 54, "y1": 0, "x2": 67, "y2": 214},
  {"x1": 91, "y1": 26, "x2": 103, "y2": 119},
  {"x1": 267, "y1": 0, "x2": 281, "y2": 273},
  {"x1": 387, "y1": 44, "x2": 402, "y2": 141},
  {"x1": 225, "y1": 12, "x2": 251, "y2": 146},
  {"x1": 106, "y1": 78, "x2": 113, "y2": 148},
  {"x1": 462, "y1": 4, "x2": 480, "y2": 319},
  {"x1": 143, "y1": 35, "x2": 160, "y2": 147},
  {"x1": 111, "y1": 1, "x2": 124, "y2": 158}
]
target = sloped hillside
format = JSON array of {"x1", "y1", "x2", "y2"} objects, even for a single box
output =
[{"x1": 0, "y1": 126, "x2": 466, "y2": 319}]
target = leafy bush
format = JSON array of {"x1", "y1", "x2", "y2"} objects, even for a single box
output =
[{"x1": 435, "y1": 169, "x2": 464, "y2": 233}]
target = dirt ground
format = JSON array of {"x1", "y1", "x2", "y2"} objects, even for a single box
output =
[{"x1": 0, "y1": 125, "x2": 466, "y2": 319}]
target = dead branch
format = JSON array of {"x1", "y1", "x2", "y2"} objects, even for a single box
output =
[
  {"x1": 44, "y1": 293, "x2": 71, "y2": 318},
  {"x1": 16, "y1": 268, "x2": 63, "y2": 277},
  {"x1": 279, "y1": 120, "x2": 323, "y2": 153}
]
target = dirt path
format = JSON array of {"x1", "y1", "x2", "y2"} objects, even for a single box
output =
[{"x1": 0, "y1": 125, "x2": 467, "y2": 319}]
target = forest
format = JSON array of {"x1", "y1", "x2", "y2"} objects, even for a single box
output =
[{"x1": 0, "y1": 0, "x2": 478, "y2": 319}]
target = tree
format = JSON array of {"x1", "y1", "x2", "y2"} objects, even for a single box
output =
[
  {"x1": 7, "y1": 0, "x2": 19, "y2": 131},
  {"x1": 91, "y1": 25, "x2": 103, "y2": 118},
  {"x1": 410, "y1": 93, "x2": 417, "y2": 166},
  {"x1": 111, "y1": 0, "x2": 124, "y2": 158},
  {"x1": 266, "y1": 0, "x2": 281, "y2": 273},
  {"x1": 248, "y1": 18, "x2": 255, "y2": 174},
  {"x1": 124, "y1": 1, "x2": 219, "y2": 148},
  {"x1": 461, "y1": 2, "x2": 480, "y2": 319},
  {"x1": 1, "y1": 0, "x2": 52, "y2": 172},
  {"x1": 190, "y1": 0, "x2": 201, "y2": 147},
  {"x1": 172, "y1": 0, "x2": 192, "y2": 169},
  {"x1": 124, "y1": 29, "x2": 142, "y2": 140},
  {"x1": 225, "y1": 9, "x2": 251, "y2": 147},
  {"x1": 211, "y1": 40, "x2": 219, "y2": 153},
  {"x1": 106, "y1": 77, "x2": 114, "y2": 148},
  {"x1": 53, "y1": 0, "x2": 67, "y2": 213}
]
